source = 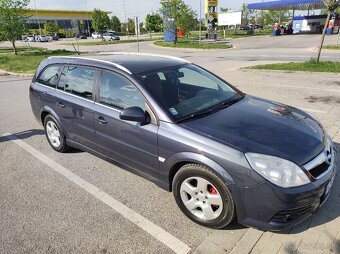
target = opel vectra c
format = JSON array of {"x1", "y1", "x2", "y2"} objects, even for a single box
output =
[{"x1": 29, "y1": 53, "x2": 337, "y2": 231}]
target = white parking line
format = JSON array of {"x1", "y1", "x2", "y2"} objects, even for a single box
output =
[{"x1": 2, "y1": 133, "x2": 191, "y2": 254}]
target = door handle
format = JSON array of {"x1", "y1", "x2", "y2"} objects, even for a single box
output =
[
  {"x1": 58, "y1": 102, "x2": 65, "y2": 108},
  {"x1": 97, "y1": 116, "x2": 107, "y2": 125}
]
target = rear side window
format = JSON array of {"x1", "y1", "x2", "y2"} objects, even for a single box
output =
[
  {"x1": 37, "y1": 65, "x2": 61, "y2": 88},
  {"x1": 99, "y1": 71, "x2": 145, "y2": 110},
  {"x1": 58, "y1": 65, "x2": 96, "y2": 100}
]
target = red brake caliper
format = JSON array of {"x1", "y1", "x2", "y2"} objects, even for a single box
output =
[{"x1": 209, "y1": 186, "x2": 219, "y2": 209}]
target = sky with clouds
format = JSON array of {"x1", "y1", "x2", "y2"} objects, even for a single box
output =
[{"x1": 29, "y1": 0, "x2": 262, "y2": 21}]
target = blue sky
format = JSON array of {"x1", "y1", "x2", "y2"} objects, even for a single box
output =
[{"x1": 29, "y1": 0, "x2": 261, "y2": 21}]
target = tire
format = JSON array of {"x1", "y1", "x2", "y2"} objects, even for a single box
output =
[
  {"x1": 173, "y1": 164, "x2": 235, "y2": 229},
  {"x1": 43, "y1": 114, "x2": 69, "y2": 153}
]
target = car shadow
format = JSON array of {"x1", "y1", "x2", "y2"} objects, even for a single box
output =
[
  {"x1": 0, "y1": 129, "x2": 84, "y2": 153},
  {"x1": 0, "y1": 129, "x2": 45, "y2": 143}
]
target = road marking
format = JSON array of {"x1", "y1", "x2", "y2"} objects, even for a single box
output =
[
  {"x1": 299, "y1": 108, "x2": 327, "y2": 114},
  {"x1": 2, "y1": 133, "x2": 191, "y2": 254}
]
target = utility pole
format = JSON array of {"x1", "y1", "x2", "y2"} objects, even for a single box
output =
[
  {"x1": 199, "y1": 0, "x2": 202, "y2": 44},
  {"x1": 84, "y1": 0, "x2": 91, "y2": 37},
  {"x1": 33, "y1": 0, "x2": 42, "y2": 35}
]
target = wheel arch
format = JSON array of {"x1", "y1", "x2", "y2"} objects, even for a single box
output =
[{"x1": 163, "y1": 152, "x2": 235, "y2": 192}]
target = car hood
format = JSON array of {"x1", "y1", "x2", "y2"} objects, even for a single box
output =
[{"x1": 181, "y1": 96, "x2": 325, "y2": 165}]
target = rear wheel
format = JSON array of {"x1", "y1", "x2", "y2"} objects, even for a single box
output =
[
  {"x1": 173, "y1": 164, "x2": 235, "y2": 229},
  {"x1": 44, "y1": 115, "x2": 69, "y2": 152}
]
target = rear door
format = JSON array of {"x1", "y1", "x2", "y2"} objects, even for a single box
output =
[
  {"x1": 93, "y1": 70, "x2": 159, "y2": 177},
  {"x1": 54, "y1": 65, "x2": 98, "y2": 149}
]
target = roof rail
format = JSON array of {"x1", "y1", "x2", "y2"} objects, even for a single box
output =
[
  {"x1": 98, "y1": 52, "x2": 191, "y2": 63},
  {"x1": 48, "y1": 56, "x2": 132, "y2": 74}
]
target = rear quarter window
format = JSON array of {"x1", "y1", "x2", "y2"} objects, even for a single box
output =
[{"x1": 37, "y1": 65, "x2": 61, "y2": 88}]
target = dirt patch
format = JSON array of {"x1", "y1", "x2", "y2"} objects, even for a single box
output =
[
  {"x1": 306, "y1": 95, "x2": 340, "y2": 104},
  {"x1": 334, "y1": 81, "x2": 340, "y2": 86}
]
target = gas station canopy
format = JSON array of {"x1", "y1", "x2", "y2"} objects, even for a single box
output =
[{"x1": 248, "y1": 0, "x2": 326, "y2": 11}]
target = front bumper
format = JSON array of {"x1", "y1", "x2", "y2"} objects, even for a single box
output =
[{"x1": 234, "y1": 143, "x2": 337, "y2": 231}]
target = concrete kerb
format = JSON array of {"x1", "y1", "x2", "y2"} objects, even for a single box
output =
[{"x1": 0, "y1": 69, "x2": 34, "y2": 77}]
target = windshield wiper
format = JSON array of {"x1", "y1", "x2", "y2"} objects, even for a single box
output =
[
  {"x1": 176, "y1": 96, "x2": 243, "y2": 123},
  {"x1": 176, "y1": 108, "x2": 215, "y2": 123},
  {"x1": 211, "y1": 96, "x2": 243, "y2": 111}
]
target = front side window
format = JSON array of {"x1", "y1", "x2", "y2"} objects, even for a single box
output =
[
  {"x1": 58, "y1": 65, "x2": 96, "y2": 100},
  {"x1": 99, "y1": 71, "x2": 145, "y2": 110},
  {"x1": 37, "y1": 65, "x2": 61, "y2": 88},
  {"x1": 136, "y1": 64, "x2": 243, "y2": 122}
]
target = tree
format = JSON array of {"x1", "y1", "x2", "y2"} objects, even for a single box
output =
[
  {"x1": 44, "y1": 22, "x2": 59, "y2": 34},
  {"x1": 220, "y1": 7, "x2": 229, "y2": 13},
  {"x1": 160, "y1": 0, "x2": 196, "y2": 43},
  {"x1": 145, "y1": 13, "x2": 163, "y2": 38},
  {"x1": 110, "y1": 16, "x2": 121, "y2": 32},
  {"x1": 0, "y1": 0, "x2": 29, "y2": 55},
  {"x1": 127, "y1": 18, "x2": 135, "y2": 35},
  {"x1": 241, "y1": 3, "x2": 255, "y2": 25},
  {"x1": 254, "y1": 10, "x2": 290, "y2": 25},
  {"x1": 316, "y1": 0, "x2": 339, "y2": 62},
  {"x1": 91, "y1": 9, "x2": 110, "y2": 40},
  {"x1": 176, "y1": 4, "x2": 197, "y2": 40}
]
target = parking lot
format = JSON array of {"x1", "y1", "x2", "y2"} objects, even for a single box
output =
[{"x1": 1, "y1": 34, "x2": 340, "y2": 254}]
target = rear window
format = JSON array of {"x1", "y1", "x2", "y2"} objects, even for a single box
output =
[
  {"x1": 37, "y1": 65, "x2": 61, "y2": 88},
  {"x1": 58, "y1": 65, "x2": 96, "y2": 100}
]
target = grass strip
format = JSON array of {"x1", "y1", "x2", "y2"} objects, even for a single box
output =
[
  {"x1": 0, "y1": 49, "x2": 75, "y2": 74},
  {"x1": 249, "y1": 60, "x2": 340, "y2": 73}
]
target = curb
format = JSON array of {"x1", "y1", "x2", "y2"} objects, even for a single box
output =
[
  {"x1": 0, "y1": 69, "x2": 33, "y2": 77},
  {"x1": 229, "y1": 228, "x2": 264, "y2": 254}
]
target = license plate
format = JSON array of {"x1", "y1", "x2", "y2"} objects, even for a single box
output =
[{"x1": 325, "y1": 175, "x2": 335, "y2": 196}]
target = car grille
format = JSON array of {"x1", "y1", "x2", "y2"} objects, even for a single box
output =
[
  {"x1": 303, "y1": 139, "x2": 334, "y2": 179},
  {"x1": 271, "y1": 204, "x2": 314, "y2": 223}
]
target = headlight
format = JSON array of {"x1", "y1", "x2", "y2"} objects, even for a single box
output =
[{"x1": 245, "y1": 153, "x2": 311, "y2": 188}]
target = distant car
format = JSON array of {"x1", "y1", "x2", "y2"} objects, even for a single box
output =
[
  {"x1": 102, "y1": 32, "x2": 120, "y2": 41},
  {"x1": 36, "y1": 35, "x2": 49, "y2": 42},
  {"x1": 47, "y1": 34, "x2": 59, "y2": 41},
  {"x1": 91, "y1": 32, "x2": 102, "y2": 39},
  {"x1": 57, "y1": 33, "x2": 66, "y2": 39},
  {"x1": 25, "y1": 35, "x2": 36, "y2": 42},
  {"x1": 76, "y1": 33, "x2": 88, "y2": 39}
]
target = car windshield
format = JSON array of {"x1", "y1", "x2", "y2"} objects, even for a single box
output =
[{"x1": 136, "y1": 64, "x2": 243, "y2": 122}]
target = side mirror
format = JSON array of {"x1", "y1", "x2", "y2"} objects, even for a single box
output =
[{"x1": 119, "y1": 106, "x2": 146, "y2": 123}]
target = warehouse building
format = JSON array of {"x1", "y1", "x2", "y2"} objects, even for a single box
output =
[{"x1": 25, "y1": 9, "x2": 111, "y2": 36}]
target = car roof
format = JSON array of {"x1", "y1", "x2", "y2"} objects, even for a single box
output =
[{"x1": 49, "y1": 53, "x2": 190, "y2": 75}]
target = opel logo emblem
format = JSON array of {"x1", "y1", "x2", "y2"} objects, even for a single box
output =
[{"x1": 326, "y1": 149, "x2": 332, "y2": 164}]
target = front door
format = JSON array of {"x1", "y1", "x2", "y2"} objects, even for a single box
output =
[{"x1": 94, "y1": 70, "x2": 159, "y2": 177}]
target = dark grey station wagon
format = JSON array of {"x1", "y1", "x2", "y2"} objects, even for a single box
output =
[{"x1": 30, "y1": 53, "x2": 337, "y2": 231}]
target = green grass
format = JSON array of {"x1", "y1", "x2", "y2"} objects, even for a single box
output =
[
  {"x1": 154, "y1": 40, "x2": 232, "y2": 49},
  {"x1": 249, "y1": 60, "x2": 340, "y2": 73},
  {"x1": 63, "y1": 37, "x2": 160, "y2": 46},
  {"x1": 0, "y1": 49, "x2": 75, "y2": 74},
  {"x1": 190, "y1": 29, "x2": 272, "y2": 39},
  {"x1": 0, "y1": 46, "x2": 44, "y2": 53},
  {"x1": 323, "y1": 44, "x2": 340, "y2": 50}
]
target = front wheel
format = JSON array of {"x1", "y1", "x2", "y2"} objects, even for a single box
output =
[{"x1": 173, "y1": 164, "x2": 235, "y2": 229}]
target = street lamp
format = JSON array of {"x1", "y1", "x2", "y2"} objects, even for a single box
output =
[
  {"x1": 33, "y1": 0, "x2": 42, "y2": 35},
  {"x1": 84, "y1": 0, "x2": 91, "y2": 37},
  {"x1": 199, "y1": 0, "x2": 202, "y2": 44}
]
